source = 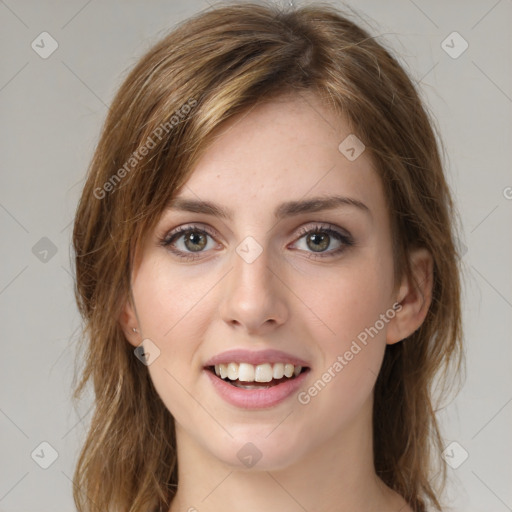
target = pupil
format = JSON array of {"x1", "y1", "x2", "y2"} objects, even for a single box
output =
[
  {"x1": 308, "y1": 233, "x2": 329, "y2": 252},
  {"x1": 186, "y1": 232, "x2": 206, "y2": 252}
]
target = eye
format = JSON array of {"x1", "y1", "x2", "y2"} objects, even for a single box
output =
[
  {"x1": 291, "y1": 224, "x2": 354, "y2": 259},
  {"x1": 160, "y1": 225, "x2": 220, "y2": 261},
  {"x1": 159, "y1": 222, "x2": 354, "y2": 262}
]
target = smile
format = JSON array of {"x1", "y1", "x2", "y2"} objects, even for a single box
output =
[
  {"x1": 212, "y1": 362, "x2": 304, "y2": 386},
  {"x1": 204, "y1": 363, "x2": 310, "y2": 408}
]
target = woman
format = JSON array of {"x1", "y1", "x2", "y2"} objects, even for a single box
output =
[{"x1": 72, "y1": 2, "x2": 464, "y2": 511}]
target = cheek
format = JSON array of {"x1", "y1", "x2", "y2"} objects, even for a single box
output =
[
  {"x1": 293, "y1": 253, "x2": 394, "y2": 405},
  {"x1": 131, "y1": 258, "x2": 209, "y2": 408},
  {"x1": 132, "y1": 261, "x2": 207, "y2": 428},
  {"x1": 132, "y1": 255, "x2": 214, "y2": 344},
  {"x1": 299, "y1": 257, "x2": 394, "y2": 348}
]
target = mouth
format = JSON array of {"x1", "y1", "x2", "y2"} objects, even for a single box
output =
[{"x1": 205, "y1": 362, "x2": 310, "y2": 389}]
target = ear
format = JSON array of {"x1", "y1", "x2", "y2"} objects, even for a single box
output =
[
  {"x1": 386, "y1": 248, "x2": 433, "y2": 345},
  {"x1": 118, "y1": 296, "x2": 141, "y2": 348}
]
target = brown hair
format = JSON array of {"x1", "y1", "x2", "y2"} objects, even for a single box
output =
[{"x1": 71, "y1": 2, "x2": 464, "y2": 511}]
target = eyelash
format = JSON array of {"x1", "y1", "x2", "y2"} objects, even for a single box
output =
[{"x1": 159, "y1": 223, "x2": 354, "y2": 262}]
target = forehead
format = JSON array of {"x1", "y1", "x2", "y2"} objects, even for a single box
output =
[{"x1": 171, "y1": 93, "x2": 387, "y2": 221}]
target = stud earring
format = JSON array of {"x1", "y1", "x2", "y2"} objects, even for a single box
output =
[{"x1": 132, "y1": 327, "x2": 138, "y2": 333}]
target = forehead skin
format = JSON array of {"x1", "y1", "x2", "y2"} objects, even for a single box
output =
[{"x1": 162, "y1": 92, "x2": 389, "y2": 248}]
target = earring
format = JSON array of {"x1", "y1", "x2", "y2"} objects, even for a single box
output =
[{"x1": 132, "y1": 327, "x2": 138, "y2": 333}]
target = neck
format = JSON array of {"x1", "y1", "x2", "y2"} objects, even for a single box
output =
[{"x1": 168, "y1": 399, "x2": 407, "y2": 512}]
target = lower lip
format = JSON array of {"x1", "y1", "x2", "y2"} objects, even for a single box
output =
[{"x1": 204, "y1": 369, "x2": 309, "y2": 409}]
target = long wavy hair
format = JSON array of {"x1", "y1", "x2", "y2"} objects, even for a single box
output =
[{"x1": 71, "y1": 2, "x2": 464, "y2": 511}]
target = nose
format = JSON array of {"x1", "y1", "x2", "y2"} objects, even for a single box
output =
[{"x1": 219, "y1": 242, "x2": 289, "y2": 335}]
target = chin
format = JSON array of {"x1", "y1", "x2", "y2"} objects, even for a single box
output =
[{"x1": 203, "y1": 429, "x2": 308, "y2": 472}]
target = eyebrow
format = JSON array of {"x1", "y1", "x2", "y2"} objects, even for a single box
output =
[{"x1": 165, "y1": 195, "x2": 371, "y2": 220}]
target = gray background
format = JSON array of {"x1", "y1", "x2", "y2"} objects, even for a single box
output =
[{"x1": 0, "y1": 0, "x2": 511, "y2": 510}]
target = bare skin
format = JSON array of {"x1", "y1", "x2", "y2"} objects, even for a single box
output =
[{"x1": 120, "y1": 92, "x2": 431, "y2": 512}]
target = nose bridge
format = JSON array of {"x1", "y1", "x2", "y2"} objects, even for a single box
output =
[
  {"x1": 220, "y1": 236, "x2": 288, "y2": 332},
  {"x1": 236, "y1": 239, "x2": 272, "y2": 290}
]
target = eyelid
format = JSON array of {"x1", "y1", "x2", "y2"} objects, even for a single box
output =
[
  {"x1": 293, "y1": 222, "x2": 352, "y2": 241},
  {"x1": 160, "y1": 223, "x2": 220, "y2": 244}
]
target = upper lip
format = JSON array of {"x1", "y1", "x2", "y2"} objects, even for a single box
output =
[{"x1": 204, "y1": 349, "x2": 310, "y2": 367}]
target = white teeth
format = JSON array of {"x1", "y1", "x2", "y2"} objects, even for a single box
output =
[
  {"x1": 238, "y1": 362, "x2": 255, "y2": 382},
  {"x1": 212, "y1": 362, "x2": 305, "y2": 382},
  {"x1": 272, "y1": 363, "x2": 285, "y2": 379},
  {"x1": 284, "y1": 363, "x2": 294, "y2": 378},
  {"x1": 227, "y1": 363, "x2": 238, "y2": 380},
  {"x1": 254, "y1": 363, "x2": 273, "y2": 382}
]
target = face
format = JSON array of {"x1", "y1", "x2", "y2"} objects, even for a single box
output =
[{"x1": 122, "y1": 92, "x2": 403, "y2": 470}]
